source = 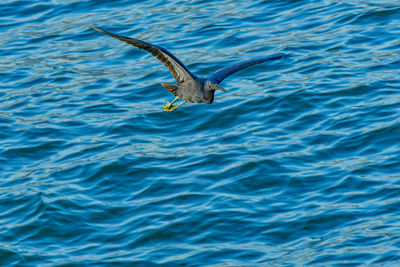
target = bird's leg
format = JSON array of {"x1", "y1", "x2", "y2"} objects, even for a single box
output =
[
  {"x1": 162, "y1": 96, "x2": 179, "y2": 111},
  {"x1": 166, "y1": 100, "x2": 186, "y2": 112}
]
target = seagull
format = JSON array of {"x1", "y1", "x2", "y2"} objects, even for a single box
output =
[{"x1": 89, "y1": 26, "x2": 282, "y2": 111}]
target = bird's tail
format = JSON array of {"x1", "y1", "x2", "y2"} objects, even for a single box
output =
[{"x1": 161, "y1": 83, "x2": 178, "y2": 96}]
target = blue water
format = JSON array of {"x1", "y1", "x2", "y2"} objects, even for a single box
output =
[{"x1": 1, "y1": 0, "x2": 400, "y2": 265}]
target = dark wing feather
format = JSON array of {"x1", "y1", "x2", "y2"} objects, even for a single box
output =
[
  {"x1": 90, "y1": 26, "x2": 197, "y2": 83},
  {"x1": 208, "y1": 55, "x2": 282, "y2": 84}
]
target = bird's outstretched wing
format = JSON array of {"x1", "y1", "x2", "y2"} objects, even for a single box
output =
[
  {"x1": 207, "y1": 55, "x2": 282, "y2": 84},
  {"x1": 89, "y1": 26, "x2": 197, "y2": 83}
]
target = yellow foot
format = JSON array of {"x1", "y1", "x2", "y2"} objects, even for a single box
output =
[
  {"x1": 162, "y1": 99, "x2": 185, "y2": 112},
  {"x1": 162, "y1": 102, "x2": 176, "y2": 112}
]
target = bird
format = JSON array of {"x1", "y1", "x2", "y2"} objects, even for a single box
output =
[{"x1": 89, "y1": 26, "x2": 282, "y2": 112}]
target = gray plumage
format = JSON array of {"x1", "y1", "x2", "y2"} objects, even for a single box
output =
[{"x1": 89, "y1": 26, "x2": 282, "y2": 111}]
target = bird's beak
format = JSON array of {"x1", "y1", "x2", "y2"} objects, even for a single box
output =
[{"x1": 214, "y1": 84, "x2": 227, "y2": 92}]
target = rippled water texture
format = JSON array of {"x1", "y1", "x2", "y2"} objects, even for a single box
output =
[{"x1": 1, "y1": 0, "x2": 400, "y2": 265}]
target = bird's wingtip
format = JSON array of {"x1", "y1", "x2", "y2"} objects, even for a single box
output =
[
  {"x1": 89, "y1": 25, "x2": 103, "y2": 33},
  {"x1": 276, "y1": 53, "x2": 291, "y2": 60},
  {"x1": 269, "y1": 54, "x2": 284, "y2": 60}
]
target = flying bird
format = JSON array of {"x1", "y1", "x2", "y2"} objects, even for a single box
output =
[{"x1": 89, "y1": 26, "x2": 282, "y2": 111}]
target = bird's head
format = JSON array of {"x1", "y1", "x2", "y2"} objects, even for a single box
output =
[{"x1": 206, "y1": 80, "x2": 227, "y2": 92}]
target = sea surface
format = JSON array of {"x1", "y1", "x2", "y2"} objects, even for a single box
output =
[{"x1": 1, "y1": 0, "x2": 400, "y2": 266}]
